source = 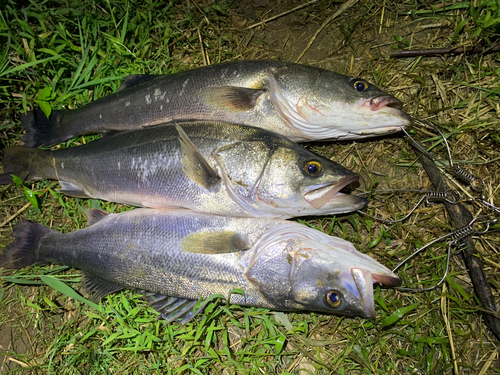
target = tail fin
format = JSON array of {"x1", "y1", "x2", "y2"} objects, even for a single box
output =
[
  {"x1": 21, "y1": 109, "x2": 64, "y2": 147},
  {"x1": 0, "y1": 220, "x2": 53, "y2": 269},
  {"x1": 0, "y1": 146, "x2": 54, "y2": 184}
]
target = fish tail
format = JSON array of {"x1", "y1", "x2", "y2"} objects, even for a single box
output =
[
  {"x1": 21, "y1": 109, "x2": 64, "y2": 147},
  {"x1": 0, "y1": 146, "x2": 55, "y2": 184},
  {"x1": 0, "y1": 220, "x2": 53, "y2": 269}
]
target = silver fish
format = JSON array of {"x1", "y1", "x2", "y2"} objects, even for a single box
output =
[
  {"x1": 22, "y1": 60, "x2": 411, "y2": 147},
  {"x1": 0, "y1": 208, "x2": 401, "y2": 322},
  {"x1": 1, "y1": 121, "x2": 366, "y2": 218}
]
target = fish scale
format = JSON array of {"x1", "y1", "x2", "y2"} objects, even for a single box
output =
[
  {"x1": 1, "y1": 121, "x2": 367, "y2": 218},
  {"x1": 21, "y1": 60, "x2": 411, "y2": 147},
  {"x1": 0, "y1": 208, "x2": 402, "y2": 320}
]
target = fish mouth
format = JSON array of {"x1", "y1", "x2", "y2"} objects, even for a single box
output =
[
  {"x1": 302, "y1": 175, "x2": 360, "y2": 209},
  {"x1": 351, "y1": 267, "x2": 401, "y2": 318},
  {"x1": 370, "y1": 95, "x2": 403, "y2": 111},
  {"x1": 359, "y1": 95, "x2": 410, "y2": 120},
  {"x1": 373, "y1": 272, "x2": 402, "y2": 287},
  {"x1": 351, "y1": 268, "x2": 375, "y2": 318}
]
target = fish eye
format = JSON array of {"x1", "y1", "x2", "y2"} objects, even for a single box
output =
[
  {"x1": 353, "y1": 81, "x2": 368, "y2": 92},
  {"x1": 304, "y1": 161, "x2": 322, "y2": 176},
  {"x1": 325, "y1": 290, "x2": 342, "y2": 308}
]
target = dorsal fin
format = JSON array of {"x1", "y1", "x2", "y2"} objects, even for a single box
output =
[
  {"x1": 176, "y1": 124, "x2": 221, "y2": 189},
  {"x1": 81, "y1": 272, "x2": 123, "y2": 302},
  {"x1": 180, "y1": 230, "x2": 250, "y2": 254},
  {"x1": 117, "y1": 74, "x2": 162, "y2": 91},
  {"x1": 87, "y1": 209, "x2": 111, "y2": 226}
]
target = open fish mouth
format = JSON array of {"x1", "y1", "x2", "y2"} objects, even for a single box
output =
[
  {"x1": 302, "y1": 175, "x2": 360, "y2": 209},
  {"x1": 359, "y1": 95, "x2": 409, "y2": 117},
  {"x1": 352, "y1": 267, "x2": 401, "y2": 318},
  {"x1": 370, "y1": 95, "x2": 403, "y2": 111}
]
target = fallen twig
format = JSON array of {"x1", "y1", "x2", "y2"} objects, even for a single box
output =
[
  {"x1": 412, "y1": 145, "x2": 500, "y2": 340},
  {"x1": 246, "y1": 0, "x2": 320, "y2": 30},
  {"x1": 391, "y1": 44, "x2": 500, "y2": 58},
  {"x1": 295, "y1": 0, "x2": 358, "y2": 63},
  {"x1": 0, "y1": 202, "x2": 31, "y2": 228}
]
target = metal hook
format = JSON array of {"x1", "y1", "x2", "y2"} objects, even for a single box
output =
[
  {"x1": 395, "y1": 241, "x2": 453, "y2": 292},
  {"x1": 447, "y1": 165, "x2": 486, "y2": 195},
  {"x1": 356, "y1": 189, "x2": 462, "y2": 224},
  {"x1": 425, "y1": 189, "x2": 462, "y2": 205},
  {"x1": 392, "y1": 217, "x2": 492, "y2": 291}
]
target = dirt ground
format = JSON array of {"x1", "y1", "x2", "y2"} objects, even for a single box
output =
[{"x1": 1, "y1": 0, "x2": 499, "y2": 373}]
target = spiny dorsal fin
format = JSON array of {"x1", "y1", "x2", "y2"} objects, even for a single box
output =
[
  {"x1": 202, "y1": 86, "x2": 264, "y2": 111},
  {"x1": 87, "y1": 209, "x2": 111, "y2": 226},
  {"x1": 117, "y1": 74, "x2": 162, "y2": 91},
  {"x1": 143, "y1": 292, "x2": 209, "y2": 324},
  {"x1": 176, "y1": 124, "x2": 221, "y2": 189},
  {"x1": 81, "y1": 272, "x2": 123, "y2": 302},
  {"x1": 180, "y1": 230, "x2": 250, "y2": 254}
]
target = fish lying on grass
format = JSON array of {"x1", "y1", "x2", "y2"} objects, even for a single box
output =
[
  {"x1": 22, "y1": 60, "x2": 411, "y2": 147},
  {"x1": 0, "y1": 208, "x2": 401, "y2": 322},
  {"x1": 0, "y1": 121, "x2": 366, "y2": 218}
]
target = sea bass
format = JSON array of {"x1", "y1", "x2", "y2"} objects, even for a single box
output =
[
  {"x1": 22, "y1": 60, "x2": 411, "y2": 147},
  {"x1": 0, "y1": 121, "x2": 366, "y2": 218},
  {"x1": 0, "y1": 208, "x2": 401, "y2": 322}
]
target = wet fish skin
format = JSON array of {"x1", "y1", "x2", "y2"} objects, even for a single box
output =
[
  {"x1": 1, "y1": 121, "x2": 367, "y2": 218},
  {"x1": 0, "y1": 208, "x2": 401, "y2": 320},
  {"x1": 21, "y1": 60, "x2": 411, "y2": 147}
]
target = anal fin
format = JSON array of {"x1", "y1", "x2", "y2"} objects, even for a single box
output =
[
  {"x1": 58, "y1": 181, "x2": 91, "y2": 198},
  {"x1": 143, "y1": 293, "x2": 208, "y2": 324},
  {"x1": 81, "y1": 273, "x2": 123, "y2": 302}
]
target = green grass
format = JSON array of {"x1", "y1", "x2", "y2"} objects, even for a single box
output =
[{"x1": 1, "y1": 0, "x2": 500, "y2": 374}]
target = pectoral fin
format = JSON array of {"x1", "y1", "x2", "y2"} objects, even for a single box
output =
[
  {"x1": 203, "y1": 86, "x2": 264, "y2": 111},
  {"x1": 180, "y1": 230, "x2": 250, "y2": 254},
  {"x1": 176, "y1": 124, "x2": 221, "y2": 189}
]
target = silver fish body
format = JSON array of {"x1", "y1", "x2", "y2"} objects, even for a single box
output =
[
  {"x1": 0, "y1": 208, "x2": 401, "y2": 320},
  {"x1": 22, "y1": 60, "x2": 411, "y2": 147},
  {"x1": 1, "y1": 121, "x2": 366, "y2": 218}
]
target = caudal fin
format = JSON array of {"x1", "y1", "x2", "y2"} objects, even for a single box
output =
[
  {"x1": 21, "y1": 109, "x2": 64, "y2": 147},
  {"x1": 0, "y1": 221, "x2": 53, "y2": 269},
  {"x1": 0, "y1": 146, "x2": 54, "y2": 184}
]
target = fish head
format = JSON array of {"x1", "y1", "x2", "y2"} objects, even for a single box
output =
[
  {"x1": 288, "y1": 237, "x2": 401, "y2": 318},
  {"x1": 269, "y1": 66, "x2": 411, "y2": 141},
  {"x1": 244, "y1": 225, "x2": 400, "y2": 317},
  {"x1": 214, "y1": 137, "x2": 366, "y2": 218}
]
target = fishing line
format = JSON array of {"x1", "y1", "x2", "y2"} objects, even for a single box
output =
[
  {"x1": 403, "y1": 120, "x2": 487, "y2": 196},
  {"x1": 408, "y1": 119, "x2": 500, "y2": 216}
]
